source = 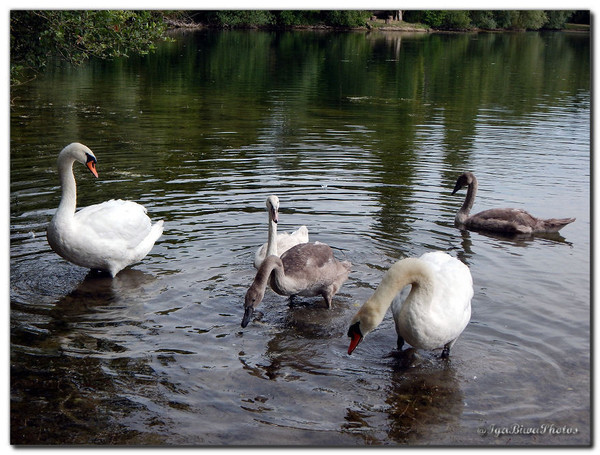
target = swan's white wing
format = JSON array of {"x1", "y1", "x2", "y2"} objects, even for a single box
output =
[
  {"x1": 420, "y1": 251, "x2": 473, "y2": 332},
  {"x1": 276, "y1": 225, "x2": 309, "y2": 254},
  {"x1": 75, "y1": 199, "x2": 152, "y2": 249},
  {"x1": 421, "y1": 252, "x2": 473, "y2": 301},
  {"x1": 254, "y1": 225, "x2": 309, "y2": 268}
]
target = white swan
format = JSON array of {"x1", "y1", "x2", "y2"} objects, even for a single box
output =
[
  {"x1": 253, "y1": 195, "x2": 309, "y2": 269},
  {"x1": 242, "y1": 242, "x2": 352, "y2": 327},
  {"x1": 347, "y1": 251, "x2": 473, "y2": 358},
  {"x1": 452, "y1": 171, "x2": 575, "y2": 235},
  {"x1": 46, "y1": 142, "x2": 164, "y2": 277}
]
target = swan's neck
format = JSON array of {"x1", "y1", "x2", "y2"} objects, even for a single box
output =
[
  {"x1": 254, "y1": 255, "x2": 295, "y2": 296},
  {"x1": 457, "y1": 178, "x2": 478, "y2": 224},
  {"x1": 266, "y1": 219, "x2": 278, "y2": 257},
  {"x1": 55, "y1": 156, "x2": 78, "y2": 220},
  {"x1": 268, "y1": 257, "x2": 293, "y2": 294},
  {"x1": 250, "y1": 255, "x2": 288, "y2": 297},
  {"x1": 356, "y1": 258, "x2": 435, "y2": 334}
]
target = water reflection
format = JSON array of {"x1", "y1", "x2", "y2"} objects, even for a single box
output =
[
  {"x1": 384, "y1": 354, "x2": 463, "y2": 444},
  {"x1": 11, "y1": 269, "x2": 172, "y2": 445},
  {"x1": 10, "y1": 29, "x2": 590, "y2": 445},
  {"x1": 456, "y1": 228, "x2": 573, "y2": 260}
]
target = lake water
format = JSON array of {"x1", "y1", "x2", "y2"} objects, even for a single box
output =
[{"x1": 10, "y1": 29, "x2": 590, "y2": 445}]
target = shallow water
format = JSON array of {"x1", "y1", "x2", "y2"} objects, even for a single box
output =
[{"x1": 10, "y1": 29, "x2": 590, "y2": 445}]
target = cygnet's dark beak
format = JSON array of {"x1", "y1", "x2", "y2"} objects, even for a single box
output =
[
  {"x1": 241, "y1": 307, "x2": 254, "y2": 328},
  {"x1": 451, "y1": 182, "x2": 462, "y2": 195}
]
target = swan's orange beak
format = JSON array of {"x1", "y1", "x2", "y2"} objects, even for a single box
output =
[
  {"x1": 86, "y1": 160, "x2": 98, "y2": 178},
  {"x1": 348, "y1": 332, "x2": 362, "y2": 355}
]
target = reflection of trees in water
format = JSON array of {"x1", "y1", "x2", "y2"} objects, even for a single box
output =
[
  {"x1": 384, "y1": 353, "x2": 464, "y2": 443},
  {"x1": 11, "y1": 270, "x2": 176, "y2": 444},
  {"x1": 339, "y1": 352, "x2": 464, "y2": 444}
]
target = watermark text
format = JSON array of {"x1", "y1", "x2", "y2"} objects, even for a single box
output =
[{"x1": 478, "y1": 423, "x2": 579, "y2": 438}]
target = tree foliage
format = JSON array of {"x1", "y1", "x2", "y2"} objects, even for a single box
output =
[
  {"x1": 11, "y1": 10, "x2": 168, "y2": 84},
  {"x1": 405, "y1": 9, "x2": 574, "y2": 31},
  {"x1": 191, "y1": 10, "x2": 370, "y2": 28},
  {"x1": 544, "y1": 11, "x2": 576, "y2": 29},
  {"x1": 10, "y1": 9, "x2": 580, "y2": 85},
  {"x1": 508, "y1": 10, "x2": 548, "y2": 30},
  {"x1": 322, "y1": 10, "x2": 371, "y2": 27}
]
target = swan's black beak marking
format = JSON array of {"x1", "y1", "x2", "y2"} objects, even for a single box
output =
[
  {"x1": 86, "y1": 154, "x2": 98, "y2": 178},
  {"x1": 347, "y1": 321, "x2": 363, "y2": 355}
]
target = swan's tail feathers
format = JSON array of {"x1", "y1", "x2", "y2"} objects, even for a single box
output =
[
  {"x1": 150, "y1": 220, "x2": 165, "y2": 244},
  {"x1": 542, "y1": 217, "x2": 575, "y2": 233},
  {"x1": 136, "y1": 220, "x2": 164, "y2": 257},
  {"x1": 295, "y1": 225, "x2": 309, "y2": 238},
  {"x1": 152, "y1": 219, "x2": 165, "y2": 240},
  {"x1": 338, "y1": 260, "x2": 352, "y2": 282}
]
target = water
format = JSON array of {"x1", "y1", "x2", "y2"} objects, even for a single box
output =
[{"x1": 10, "y1": 30, "x2": 590, "y2": 445}]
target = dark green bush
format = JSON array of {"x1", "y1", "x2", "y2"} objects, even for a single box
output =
[
  {"x1": 508, "y1": 10, "x2": 547, "y2": 30},
  {"x1": 420, "y1": 10, "x2": 447, "y2": 28},
  {"x1": 470, "y1": 10, "x2": 497, "y2": 29},
  {"x1": 443, "y1": 11, "x2": 471, "y2": 29},
  {"x1": 214, "y1": 10, "x2": 275, "y2": 27},
  {"x1": 544, "y1": 10, "x2": 574, "y2": 29},
  {"x1": 324, "y1": 10, "x2": 370, "y2": 27}
]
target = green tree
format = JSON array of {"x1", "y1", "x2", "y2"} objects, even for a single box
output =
[
  {"x1": 509, "y1": 10, "x2": 548, "y2": 30},
  {"x1": 10, "y1": 10, "x2": 168, "y2": 84},
  {"x1": 323, "y1": 10, "x2": 371, "y2": 27},
  {"x1": 213, "y1": 10, "x2": 275, "y2": 27},
  {"x1": 443, "y1": 11, "x2": 471, "y2": 29},
  {"x1": 469, "y1": 11, "x2": 497, "y2": 29},
  {"x1": 544, "y1": 10, "x2": 574, "y2": 29}
]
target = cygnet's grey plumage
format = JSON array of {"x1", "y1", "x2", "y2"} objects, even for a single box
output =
[
  {"x1": 242, "y1": 242, "x2": 351, "y2": 327},
  {"x1": 452, "y1": 172, "x2": 575, "y2": 235}
]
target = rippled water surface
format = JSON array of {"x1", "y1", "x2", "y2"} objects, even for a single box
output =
[{"x1": 10, "y1": 30, "x2": 590, "y2": 445}]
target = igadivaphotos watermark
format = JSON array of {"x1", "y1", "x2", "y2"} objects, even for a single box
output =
[{"x1": 478, "y1": 423, "x2": 579, "y2": 438}]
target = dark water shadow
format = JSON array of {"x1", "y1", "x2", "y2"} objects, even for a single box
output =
[
  {"x1": 10, "y1": 269, "x2": 178, "y2": 445},
  {"x1": 383, "y1": 349, "x2": 464, "y2": 444}
]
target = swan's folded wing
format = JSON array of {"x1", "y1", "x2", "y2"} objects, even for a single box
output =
[
  {"x1": 422, "y1": 251, "x2": 474, "y2": 309},
  {"x1": 280, "y1": 243, "x2": 334, "y2": 275},
  {"x1": 75, "y1": 199, "x2": 152, "y2": 249}
]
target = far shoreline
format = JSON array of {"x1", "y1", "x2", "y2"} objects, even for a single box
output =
[{"x1": 164, "y1": 17, "x2": 590, "y2": 34}]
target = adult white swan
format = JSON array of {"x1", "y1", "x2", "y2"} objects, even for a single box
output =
[
  {"x1": 347, "y1": 251, "x2": 473, "y2": 358},
  {"x1": 253, "y1": 195, "x2": 309, "y2": 268},
  {"x1": 242, "y1": 242, "x2": 351, "y2": 328},
  {"x1": 47, "y1": 142, "x2": 164, "y2": 277},
  {"x1": 452, "y1": 171, "x2": 575, "y2": 235}
]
